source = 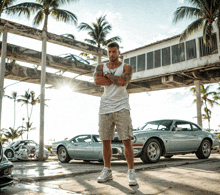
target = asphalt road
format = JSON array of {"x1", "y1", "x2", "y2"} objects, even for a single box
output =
[{"x1": 1, "y1": 153, "x2": 220, "y2": 195}]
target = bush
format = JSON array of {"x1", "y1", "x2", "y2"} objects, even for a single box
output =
[{"x1": 218, "y1": 134, "x2": 220, "y2": 140}]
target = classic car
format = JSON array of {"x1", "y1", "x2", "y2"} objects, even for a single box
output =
[
  {"x1": 3, "y1": 140, "x2": 49, "y2": 161},
  {"x1": 52, "y1": 134, "x2": 124, "y2": 163},
  {"x1": 0, "y1": 141, "x2": 14, "y2": 188},
  {"x1": 131, "y1": 119, "x2": 219, "y2": 163},
  {"x1": 52, "y1": 120, "x2": 219, "y2": 164}
]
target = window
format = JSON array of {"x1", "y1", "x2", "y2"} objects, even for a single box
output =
[
  {"x1": 141, "y1": 120, "x2": 172, "y2": 131},
  {"x1": 73, "y1": 135, "x2": 92, "y2": 143},
  {"x1": 137, "y1": 54, "x2": 145, "y2": 72},
  {"x1": 130, "y1": 56, "x2": 136, "y2": 72},
  {"x1": 155, "y1": 50, "x2": 161, "y2": 68},
  {"x1": 172, "y1": 43, "x2": 185, "y2": 63},
  {"x1": 147, "y1": 52, "x2": 154, "y2": 69},
  {"x1": 175, "y1": 122, "x2": 192, "y2": 131},
  {"x1": 124, "y1": 58, "x2": 129, "y2": 64},
  {"x1": 186, "y1": 39, "x2": 197, "y2": 60},
  {"x1": 192, "y1": 124, "x2": 201, "y2": 131},
  {"x1": 199, "y1": 33, "x2": 218, "y2": 57},
  {"x1": 162, "y1": 47, "x2": 171, "y2": 66}
]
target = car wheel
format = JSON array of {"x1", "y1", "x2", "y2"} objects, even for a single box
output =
[
  {"x1": 58, "y1": 146, "x2": 70, "y2": 163},
  {"x1": 5, "y1": 149, "x2": 14, "y2": 158},
  {"x1": 140, "y1": 138, "x2": 162, "y2": 164},
  {"x1": 196, "y1": 139, "x2": 211, "y2": 159},
  {"x1": 164, "y1": 155, "x2": 173, "y2": 158}
]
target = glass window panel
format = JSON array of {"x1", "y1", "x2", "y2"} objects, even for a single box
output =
[
  {"x1": 124, "y1": 58, "x2": 129, "y2": 64},
  {"x1": 186, "y1": 39, "x2": 197, "y2": 60},
  {"x1": 199, "y1": 33, "x2": 218, "y2": 57},
  {"x1": 162, "y1": 47, "x2": 171, "y2": 66},
  {"x1": 130, "y1": 57, "x2": 136, "y2": 72},
  {"x1": 147, "y1": 52, "x2": 153, "y2": 69},
  {"x1": 137, "y1": 54, "x2": 145, "y2": 72},
  {"x1": 172, "y1": 43, "x2": 185, "y2": 64},
  {"x1": 154, "y1": 50, "x2": 161, "y2": 68}
]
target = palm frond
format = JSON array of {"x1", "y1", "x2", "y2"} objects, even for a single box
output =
[
  {"x1": 78, "y1": 22, "x2": 93, "y2": 32},
  {"x1": 33, "y1": 10, "x2": 44, "y2": 26},
  {"x1": 38, "y1": 0, "x2": 79, "y2": 6},
  {"x1": 173, "y1": 6, "x2": 201, "y2": 23},
  {"x1": 62, "y1": 33, "x2": 75, "y2": 40},
  {"x1": 203, "y1": 20, "x2": 214, "y2": 46},
  {"x1": 179, "y1": 18, "x2": 204, "y2": 42},
  {"x1": 51, "y1": 8, "x2": 77, "y2": 25},
  {"x1": 5, "y1": 2, "x2": 43, "y2": 18},
  {"x1": 84, "y1": 39, "x2": 97, "y2": 45}
]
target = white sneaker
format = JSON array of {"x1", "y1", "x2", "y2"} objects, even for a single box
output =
[
  {"x1": 97, "y1": 167, "x2": 113, "y2": 183},
  {"x1": 128, "y1": 169, "x2": 137, "y2": 186}
]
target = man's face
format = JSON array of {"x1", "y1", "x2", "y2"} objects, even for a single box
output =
[{"x1": 108, "y1": 47, "x2": 120, "y2": 62}]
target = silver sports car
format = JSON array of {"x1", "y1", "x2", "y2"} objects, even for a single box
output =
[
  {"x1": 52, "y1": 134, "x2": 124, "y2": 163},
  {"x1": 52, "y1": 119, "x2": 219, "y2": 164},
  {"x1": 132, "y1": 119, "x2": 219, "y2": 163}
]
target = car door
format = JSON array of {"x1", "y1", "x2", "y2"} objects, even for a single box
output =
[
  {"x1": 68, "y1": 135, "x2": 94, "y2": 159},
  {"x1": 91, "y1": 135, "x2": 103, "y2": 159},
  {"x1": 167, "y1": 121, "x2": 198, "y2": 152}
]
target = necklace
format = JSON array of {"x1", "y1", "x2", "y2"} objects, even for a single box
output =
[{"x1": 108, "y1": 62, "x2": 121, "y2": 75}]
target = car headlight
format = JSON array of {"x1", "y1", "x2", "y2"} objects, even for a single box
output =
[{"x1": 131, "y1": 136, "x2": 137, "y2": 143}]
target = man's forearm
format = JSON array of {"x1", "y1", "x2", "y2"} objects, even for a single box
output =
[{"x1": 106, "y1": 74, "x2": 128, "y2": 86}]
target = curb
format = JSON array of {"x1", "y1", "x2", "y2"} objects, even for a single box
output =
[{"x1": 13, "y1": 169, "x2": 102, "y2": 183}]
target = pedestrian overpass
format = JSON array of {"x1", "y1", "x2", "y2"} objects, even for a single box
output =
[
  {"x1": 1, "y1": 19, "x2": 220, "y2": 154},
  {"x1": 1, "y1": 19, "x2": 219, "y2": 96}
]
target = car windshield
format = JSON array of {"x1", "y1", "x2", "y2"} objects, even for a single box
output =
[
  {"x1": 7, "y1": 141, "x2": 18, "y2": 147},
  {"x1": 140, "y1": 120, "x2": 172, "y2": 131}
]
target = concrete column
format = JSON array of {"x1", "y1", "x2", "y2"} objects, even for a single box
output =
[
  {"x1": 0, "y1": 27, "x2": 8, "y2": 130},
  {"x1": 194, "y1": 80, "x2": 202, "y2": 127},
  {"x1": 39, "y1": 30, "x2": 47, "y2": 161}
]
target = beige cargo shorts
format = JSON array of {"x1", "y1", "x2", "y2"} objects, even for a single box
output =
[{"x1": 99, "y1": 108, "x2": 134, "y2": 141}]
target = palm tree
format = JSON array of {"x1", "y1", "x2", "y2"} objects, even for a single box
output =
[
  {"x1": 78, "y1": 15, "x2": 122, "y2": 49},
  {"x1": 5, "y1": 0, "x2": 78, "y2": 32},
  {"x1": 191, "y1": 84, "x2": 220, "y2": 129},
  {"x1": 2, "y1": 127, "x2": 23, "y2": 142},
  {"x1": 173, "y1": 0, "x2": 220, "y2": 46},
  {"x1": 4, "y1": 91, "x2": 18, "y2": 129},
  {"x1": 0, "y1": 0, "x2": 16, "y2": 17},
  {"x1": 17, "y1": 90, "x2": 42, "y2": 139}
]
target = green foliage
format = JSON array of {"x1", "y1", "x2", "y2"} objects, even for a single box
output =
[
  {"x1": 173, "y1": 0, "x2": 220, "y2": 46},
  {"x1": 218, "y1": 134, "x2": 220, "y2": 140},
  {"x1": 191, "y1": 84, "x2": 220, "y2": 129},
  {"x1": 78, "y1": 15, "x2": 122, "y2": 48}
]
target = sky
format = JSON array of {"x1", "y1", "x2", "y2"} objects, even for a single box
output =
[{"x1": 1, "y1": 0, "x2": 220, "y2": 144}]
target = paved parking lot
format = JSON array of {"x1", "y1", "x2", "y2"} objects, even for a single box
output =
[{"x1": 1, "y1": 153, "x2": 219, "y2": 194}]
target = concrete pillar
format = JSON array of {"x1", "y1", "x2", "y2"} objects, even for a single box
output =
[
  {"x1": 194, "y1": 80, "x2": 202, "y2": 127},
  {"x1": 0, "y1": 27, "x2": 8, "y2": 130},
  {"x1": 39, "y1": 30, "x2": 47, "y2": 161}
]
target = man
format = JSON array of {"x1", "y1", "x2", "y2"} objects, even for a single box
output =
[{"x1": 93, "y1": 42, "x2": 137, "y2": 186}]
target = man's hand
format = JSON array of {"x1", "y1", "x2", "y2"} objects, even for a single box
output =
[
  {"x1": 106, "y1": 64, "x2": 133, "y2": 86},
  {"x1": 93, "y1": 65, "x2": 113, "y2": 86}
]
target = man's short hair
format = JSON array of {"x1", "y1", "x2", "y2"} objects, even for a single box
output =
[{"x1": 107, "y1": 42, "x2": 119, "y2": 50}]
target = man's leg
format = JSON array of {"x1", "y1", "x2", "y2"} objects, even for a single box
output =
[
  {"x1": 97, "y1": 140, "x2": 113, "y2": 183},
  {"x1": 122, "y1": 139, "x2": 134, "y2": 169},
  {"x1": 102, "y1": 140, "x2": 112, "y2": 168}
]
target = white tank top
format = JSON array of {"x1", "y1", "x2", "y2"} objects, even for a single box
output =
[{"x1": 99, "y1": 63, "x2": 130, "y2": 115}]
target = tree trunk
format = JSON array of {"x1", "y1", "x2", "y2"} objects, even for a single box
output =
[
  {"x1": 0, "y1": 27, "x2": 8, "y2": 130},
  {"x1": 39, "y1": 14, "x2": 48, "y2": 161}
]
